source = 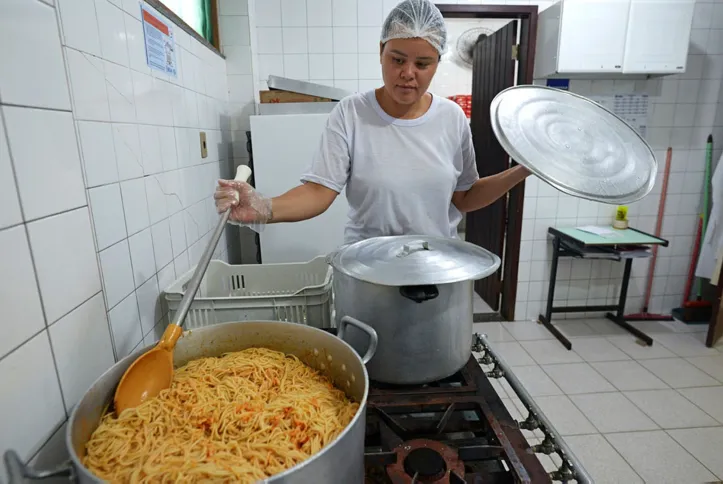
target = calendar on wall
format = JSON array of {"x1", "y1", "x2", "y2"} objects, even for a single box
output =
[{"x1": 589, "y1": 94, "x2": 650, "y2": 139}]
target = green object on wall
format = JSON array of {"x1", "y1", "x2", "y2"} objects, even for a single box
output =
[
  {"x1": 693, "y1": 134, "x2": 714, "y2": 299},
  {"x1": 201, "y1": 0, "x2": 213, "y2": 44}
]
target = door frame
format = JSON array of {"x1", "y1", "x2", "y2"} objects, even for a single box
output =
[{"x1": 436, "y1": 4, "x2": 538, "y2": 321}]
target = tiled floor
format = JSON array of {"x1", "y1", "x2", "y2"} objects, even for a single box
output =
[
  {"x1": 473, "y1": 292, "x2": 495, "y2": 313},
  {"x1": 474, "y1": 318, "x2": 723, "y2": 484}
]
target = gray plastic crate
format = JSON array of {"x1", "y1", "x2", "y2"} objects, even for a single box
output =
[{"x1": 164, "y1": 257, "x2": 333, "y2": 329}]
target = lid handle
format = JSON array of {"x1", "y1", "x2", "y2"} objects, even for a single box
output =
[
  {"x1": 399, "y1": 285, "x2": 439, "y2": 303},
  {"x1": 398, "y1": 240, "x2": 430, "y2": 258}
]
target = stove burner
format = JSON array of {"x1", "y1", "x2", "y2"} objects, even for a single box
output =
[
  {"x1": 386, "y1": 439, "x2": 464, "y2": 484},
  {"x1": 403, "y1": 448, "x2": 446, "y2": 479}
]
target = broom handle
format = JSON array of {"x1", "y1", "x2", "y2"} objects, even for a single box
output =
[
  {"x1": 703, "y1": 135, "x2": 713, "y2": 236},
  {"x1": 694, "y1": 135, "x2": 714, "y2": 299},
  {"x1": 643, "y1": 147, "x2": 672, "y2": 308},
  {"x1": 684, "y1": 218, "x2": 703, "y2": 303}
]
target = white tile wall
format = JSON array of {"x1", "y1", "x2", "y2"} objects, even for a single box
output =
[
  {"x1": 49, "y1": 293, "x2": 114, "y2": 410},
  {"x1": 250, "y1": 0, "x2": 526, "y2": 95},
  {"x1": 0, "y1": 227, "x2": 46, "y2": 358},
  {"x1": 4, "y1": 107, "x2": 87, "y2": 221},
  {"x1": 220, "y1": 2, "x2": 257, "y2": 262},
  {"x1": 27, "y1": 208, "x2": 102, "y2": 324},
  {"x1": 0, "y1": 0, "x2": 71, "y2": 110},
  {"x1": 0, "y1": 115, "x2": 22, "y2": 230},
  {"x1": 0, "y1": 332, "x2": 66, "y2": 464},
  {"x1": 0, "y1": 0, "x2": 233, "y2": 473}
]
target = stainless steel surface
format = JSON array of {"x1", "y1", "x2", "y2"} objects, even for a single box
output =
[
  {"x1": 491, "y1": 85, "x2": 657, "y2": 204},
  {"x1": 173, "y1": 209, "x2": 231, "y2": 325},
  {"x1": 173, "y1": 165, "x2": 251, "y2": 328},
  {"x1": 6, "y1": 321, "x2": 371, "y2": 484},
  {"x1": 330, "y1": 235, "x2": 501, "y2": 286},
  {"x1": 476, "y1": 333, "x2": 593, "y2": 484},
  {"x1": 4, "y1": 452, "x2": 74, "y2": 482},
  {"x1": 336, "y1": 316, "x2": 378, "y2": 364},
  {"x1": 258, "y1": 102, "x2": 338, "y2": 115},
  {"x1": 334, "y1": 269, "x2": 475, "y2": 384},
  {"x1": 267, "y1": 76, "x2": 353, "y2": 101}
]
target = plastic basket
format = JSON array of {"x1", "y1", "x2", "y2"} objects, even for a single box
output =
[{"x1": 164, "y1": 257, "x2": 333, "y2": 329}]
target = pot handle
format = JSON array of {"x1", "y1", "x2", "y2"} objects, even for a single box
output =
[
  {"x1": 324, "y1": 243, "x2": 351, "y2": 265},
  {"x1": 399, "y1": 285, "x2": 439, "y2": 303},
  {"x1": 4, "y1": 450, "x2": 76, "y2": 483},
  {"x1": 337, "y1": 316, "x2": 378, "y2": 365}
]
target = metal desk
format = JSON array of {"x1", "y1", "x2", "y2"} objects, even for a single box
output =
[{"x1": 539, "y1": 226, "x2": 668, "y2": 350}]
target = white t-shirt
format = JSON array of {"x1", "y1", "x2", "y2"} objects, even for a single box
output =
[{"x1": 301, "y1": 90, "x2": 480, "y2": 244}]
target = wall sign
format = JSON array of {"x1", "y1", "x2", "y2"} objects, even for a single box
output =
[
  {"x1": 589, "y1": 94, "x2": 649, "y2": 138},
  {"x1": 141, "y1": 3, "x2": 178, "y2": 78},
  {"x1": 546, "y1": 79, "x2": 570, "y2": 91}
]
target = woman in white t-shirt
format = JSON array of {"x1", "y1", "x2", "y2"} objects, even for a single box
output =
[{"x1": 215, "y1": 0, "x2": 530, "y2": 244}]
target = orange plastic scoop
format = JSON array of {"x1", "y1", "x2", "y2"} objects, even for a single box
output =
[{"x1": 114, "y1": 166, "x2": 252, "y2": 415}]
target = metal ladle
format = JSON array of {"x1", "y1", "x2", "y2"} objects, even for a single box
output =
[{"x1": 113, "y1": 165, "x2": 252, "y2": 415}]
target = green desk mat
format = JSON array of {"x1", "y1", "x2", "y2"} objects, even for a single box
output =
[{"x1": 553, "y1": 227, "x2": 665, "y2": 246}]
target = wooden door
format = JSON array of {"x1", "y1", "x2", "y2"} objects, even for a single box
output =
[{"x1": 466, "y1": 21, "x2": 518, "y2": 311}]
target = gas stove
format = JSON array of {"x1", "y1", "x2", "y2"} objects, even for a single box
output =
[
  {"x1": 364, "y1": 357, "x2": 549, "y2": 483},
  {"x1": 324, "y1": 330, "x2": 591, "y2": 484}
]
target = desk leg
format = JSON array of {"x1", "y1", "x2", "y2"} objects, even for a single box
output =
[
  {"x1": 605, "y1": 258, "x2": 654, "y2": 346},
  {"x1": 538, "y1": 237, "x2": 572, "y2": 350}
]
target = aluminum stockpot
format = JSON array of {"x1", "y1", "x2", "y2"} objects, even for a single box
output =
[
  {"x1": 330, "y1": 235, "x2": 501, "y2": 385},
  {"x1": 5, "y1": 320, "x2": 377, "y2": 484}
]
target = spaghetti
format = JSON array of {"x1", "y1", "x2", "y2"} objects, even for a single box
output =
[{"x1": 83, "y1": 348, "x2": 358, "y2": 483}]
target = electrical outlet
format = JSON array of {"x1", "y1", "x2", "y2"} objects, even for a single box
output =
[{"x1": 200, "y1": 131, "x2": 208, "y2": 158}]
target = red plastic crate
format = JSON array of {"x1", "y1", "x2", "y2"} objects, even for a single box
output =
[{"x1": 448, "y1": 95, "x2": 472, "y2": 118}]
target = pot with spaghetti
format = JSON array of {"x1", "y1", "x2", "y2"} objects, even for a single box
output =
[{"x1": 4, "y1": 319, "x2": 377, "y2": 484}]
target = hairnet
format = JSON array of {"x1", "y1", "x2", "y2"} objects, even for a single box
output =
[{"x1": 380, "y1": 0, "x2": 448, "y2": 55}]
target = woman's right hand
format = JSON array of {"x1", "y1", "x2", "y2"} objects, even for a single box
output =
[{"x1": 214, "y1": 179, "x2": 273, "y2": 225}]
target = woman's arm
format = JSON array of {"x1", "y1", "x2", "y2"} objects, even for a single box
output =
[
  {"x1": 452, "y1": 165, "x2": 531, "y2": 213},
  {"x1": 269, "y1": 182, "x2": 339, "y2": 223}
]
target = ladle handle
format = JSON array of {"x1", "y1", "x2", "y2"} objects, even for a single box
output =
[{"x1": 172, "y1": 165, "x2": 252, "y2": 330}]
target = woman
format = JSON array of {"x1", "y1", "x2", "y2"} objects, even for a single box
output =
[{"x1": 215, "y1": 0, "x2": 530, "y2": 244}]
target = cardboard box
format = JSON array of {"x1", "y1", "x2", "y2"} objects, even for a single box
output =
[{"x1": 259, "y1": 90, "x2": 331, "y2": 104}]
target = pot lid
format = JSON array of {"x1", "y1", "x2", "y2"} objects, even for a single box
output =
[
  {"x1": 330, "y1": 235, "x2": 501, "y2": 286},
  {"x1": 490, "y1": 85, "x2": 657, "y2": 205}
]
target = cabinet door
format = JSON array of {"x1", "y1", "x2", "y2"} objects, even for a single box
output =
[
  {"x1": 622, "y1": 0, "x2": 694, "y2": 74},
  {"x1": 557, "y1": 0, "x2": 631, "y2": 73}
]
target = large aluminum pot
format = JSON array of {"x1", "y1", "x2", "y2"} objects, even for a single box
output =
[
  {"x1": 4, "y1": 319, "x2": 377, "y2": 484},
  {"x1": 330, "y1": 236, "x2": 501, "y2": 385}
]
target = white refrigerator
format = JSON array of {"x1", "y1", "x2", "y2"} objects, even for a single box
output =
[{"x1": 249, "y1": 113, "x2": 349, "y2": 263}]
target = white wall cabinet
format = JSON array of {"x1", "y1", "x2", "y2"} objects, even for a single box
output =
[
  {"x1": 622, "y1": 0, "x2": 695, "y2": 74},
  {"x1": 534, "y1": 0, "x2": 695, "y2": 78}
]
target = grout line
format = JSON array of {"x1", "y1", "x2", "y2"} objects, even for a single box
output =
[
  {"x1": 2, "y1": 103, "x2": 69, "y2": 416},
  {"x1": 0, "y1": 106, "x2": 31, "y2": 225},
  {"x1": 664, "y1": 427, "x2": 723, "y2": 479},
  {"x1": 675, "y1": 386, "x2": 723, "y2": 424},
  {"x1": 0, "y1": 102, "x2": 73, "y2": 114},
  {"x1": 600, "y1": 430, "x2": 705, "y2": 482},
  {"x1": 46, "y1": 291, "x2": 104, "y2": 331},
  {"x1": 0, "y1": 290, "x2": 106, "y2": 366},
  {"x1": 104, "y1": 170, "x2": 134, "y2": 359},
  {"x1": 43, "y1": 328, "x2": 70, "y2": 418},
  {"x1": 502, "y1": 319, "x2": 723, "y2": 478},
  {"x1": 84, "y1": 158, "x2": 229, "y2": 191},
  {"x1": 564, "y1": 432, "x2": 646, "y2": 482},
  {"x1": 24, "y1": 418, "x2": 67, "y2": 466},
  {"x1": 0, "y1": 205, "x2": 89, "y2": 231},
  {"x1": 0, "y1": 327, "x2": 47, "y2": 366}
]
